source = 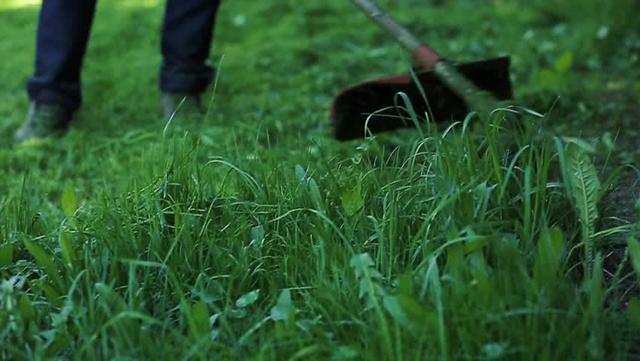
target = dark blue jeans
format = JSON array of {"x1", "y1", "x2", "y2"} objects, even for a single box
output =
[{"x1": 27, "y1": 0, "x2": 221, "y2": 112}]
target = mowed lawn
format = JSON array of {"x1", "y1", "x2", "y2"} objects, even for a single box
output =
[{"x1": 1, "y1": 0, "x2": 639, "y2": 359}]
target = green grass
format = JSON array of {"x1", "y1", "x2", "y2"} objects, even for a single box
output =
[{"x1": 1, "y1": 0, "x2": 640, "y2": 359}]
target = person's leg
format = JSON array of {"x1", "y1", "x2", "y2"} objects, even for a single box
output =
[
  {"x1": 160, "y1": 0, "x2": 221, "y2": 95},
  {"x1": 16, "y1": 0, "x2": 97, "y2": 142},
  {"x1": 26, "y1": 0, "x2": 98, "y2": 112}
]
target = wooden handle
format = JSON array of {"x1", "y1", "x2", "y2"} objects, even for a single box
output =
[
  {"x1": 351, "y1": 0, "x2": 440, "y2": 69},
  {"x1": 351, "y1": 0, "x2": 421, "y2": 50}
]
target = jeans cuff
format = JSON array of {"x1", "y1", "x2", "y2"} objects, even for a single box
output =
[
  {"x1": 159, "y1": 62, "x2": 214, "y2": 94},
  {"x1": 26, "y1": 83, "x2": 81, "y2": 111}
]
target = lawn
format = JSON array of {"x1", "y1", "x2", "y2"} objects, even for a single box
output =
[{"x1": 1, "y1": 0, "x2": 640, "y2": 359}]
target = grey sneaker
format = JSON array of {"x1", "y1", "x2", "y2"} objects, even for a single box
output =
[
  {"x1": 14, "y1": 102, "x2": 73, "y2": 143},
  {"x1": 160, "y1": 93, "x2": 204, "y2": 120}
]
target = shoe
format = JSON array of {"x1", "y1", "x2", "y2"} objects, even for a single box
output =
[
  {"x1": 14, "y1": 102, "x2": 73, "y2": 143},
  {"x1": 160, "y1": 92, "x2": 204, "y2": 120}
]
